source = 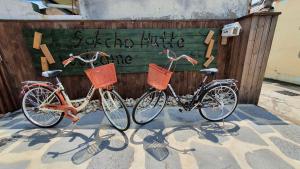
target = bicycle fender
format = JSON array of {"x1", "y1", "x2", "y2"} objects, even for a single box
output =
[{"x1": 195, "y1": 79, "x2": 238, "y2": 102}]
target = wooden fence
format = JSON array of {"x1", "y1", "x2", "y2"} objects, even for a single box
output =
[{"x1": 0, "y1": 12, "x2": 280, "y2": 114}]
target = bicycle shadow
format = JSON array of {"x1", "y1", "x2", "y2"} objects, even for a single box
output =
[
  {"x1": 4, "y1": 125, "x2": 128, "y2": 165},
  {"x1": 71, "y1": 127, "x2": 129, "y2": 165},
  {"x1": 130, "y1": 118, "x2": 240, "y2": 161}
]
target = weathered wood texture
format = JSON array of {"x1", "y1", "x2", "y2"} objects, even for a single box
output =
[
  {"x1": 225, "y1": 13, "x2": 280, "y2": 104},
  {"x1": 0, "y1": 12, "x2": 280, "y2": 114},
  {"x1": 22, "y1": 28, "x2": 220, "y2": 74}
]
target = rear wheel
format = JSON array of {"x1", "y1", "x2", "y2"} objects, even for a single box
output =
[
  {"x1": 101, "y1": 90, "x2": 130, "y2": 131},
  {"x1": 199, "y1": 85, "x2": 238, "y2": 121},
  {"x1": 132, "y1": 90, "x2": 167, "y2": 125},
  {"x1": 22, "y1": 86, "x2": 64, "y2": 128}
]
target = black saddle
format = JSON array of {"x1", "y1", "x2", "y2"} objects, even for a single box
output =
[
  {"x1": 42, "y1": 70, "x2": 62, "y2": 78},
  {"x1": 200, "y1": 68, "x2": 218, "y2": 75}
]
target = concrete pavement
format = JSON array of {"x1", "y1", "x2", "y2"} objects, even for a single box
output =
[
  {"x1": 0, "y1": 104, "x2": 300, "y2": 169},
  {"x1": 259, "y1": 80, "x2": 300, "y2": 124}
]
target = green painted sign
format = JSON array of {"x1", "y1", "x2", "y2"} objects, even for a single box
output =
[{"x1": 23, "y1": 28, "x2": 219, "y2": 75}]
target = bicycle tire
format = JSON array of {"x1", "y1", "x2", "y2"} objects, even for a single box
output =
[
  {"x1": 198, "y1": 85, "x2": 238, "y2": 122},
  {"x1": 132, "y1": 89, "x2": 167, "y2": 125},
  {"x1": 101, "y1": 90, "x2": 130, "y2": 131},
  {"x1": 22, "y1": 86, "x2": 64, "y2": 128}
]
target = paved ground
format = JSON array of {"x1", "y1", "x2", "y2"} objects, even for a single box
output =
[
  {"x1": 259, "y1": 80, "x2": 300, "y2": 124},
  {"x1": 0, "y1": 103, "x2": 300, "y2": 169}
]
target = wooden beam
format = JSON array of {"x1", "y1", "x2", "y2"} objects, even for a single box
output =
[
  {"x1": 203, "y1": 56, "x2": 215, "y2": 68},
  {"x1": 41, "y1": 57, "x2": 49, "y2": 71},
  {"x1": 40, "y1": 44, "x2": 55, "y2": 64},
  {"x1": 204, "y1": 30, "x2": 214, "y2": 44},
  {"x1": 205, "y1": 39, "x2": 215, "y2": 58},
  {"x1": 33, "y1": 32, "x2": 42, "y2": 49}
]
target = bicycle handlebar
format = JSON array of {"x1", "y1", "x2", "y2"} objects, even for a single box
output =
[
  {"x1": 62, "y1": 51, "x2": 110, "y2": 67},
  {"x1": 160, "y1": 49, "x2": 198, "y2": 65}
]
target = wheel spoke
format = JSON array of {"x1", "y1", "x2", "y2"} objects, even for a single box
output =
[
  {"x1": 200, "y1": 86, "x2": 237, "y2": 121},
  {"x1": 22, "y1": 87, "x2": 63, "y2": 127}
]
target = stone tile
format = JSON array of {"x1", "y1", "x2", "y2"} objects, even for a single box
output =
[
  {"x1": 167, "y1": 108, "x2": 202, "y2": 123},
  {"x1": 143, "y1": 130, "x2": 184, "y2": 169},
  {"x1": 245, "y1": 149, "x2": 294, "y2": 169},
  {"x1": 238, "y1": 105, "x2": 287, "y2": 125},
  {"x1": 191, "y1": 142, "x2": 241, "y2": 169},
  {"x1": 233, "y1": 126, "x2": 267, "y2": 146},
  {"x1": 270, "y1": 136, "x2": 300, "y2": 161},
  {"x1": 41, "y1": 129, "x2": 95, "y2": 163},
  {"x1": 87, "y1": 129, "x2": 133, "y2": 169},
  {"x1": 11, "y1": 129, "x2": 58, "y2": 153},
  {"x1": 247, "y1": 121, "x2": 274, "y2": 134},
  {"x1": 0, "y1": 160, "x2": 30, "y2": 169},
  {"x1": 172, "y1": 126, "x2": 199, "y2": 142},
  {"x1": 272, "y1": 124, "x2": 300, "y2": 144}
]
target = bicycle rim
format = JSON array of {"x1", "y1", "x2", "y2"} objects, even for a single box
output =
[
  {"x1": 101, "y1": 90, "x2": 130, "y2": 131},
  {"x1": 200, "y1": 85, "x2": 237, "y2": 121},
  {"x1": 22, "y1": 87, "x2": 63, "y2": 127},
  {"x1": 133, "y1": 90, "x2": 167, "y2": 124}
]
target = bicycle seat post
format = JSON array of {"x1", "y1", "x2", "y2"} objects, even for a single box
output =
[{"x1": 202, "y1": 75, "x2": 208, "y2": 85}]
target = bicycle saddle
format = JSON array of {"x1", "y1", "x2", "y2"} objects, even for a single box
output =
[
  {"x1": 199, "y1": 68, "x2": 218, "y2": 75},
  {"x1": 42, "y1": 70, "x2": 62, "y2": 78}
]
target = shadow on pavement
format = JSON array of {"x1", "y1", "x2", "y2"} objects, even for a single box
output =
[{"x1": 130, "y1": 119, "x2": 240, "y2": 161}]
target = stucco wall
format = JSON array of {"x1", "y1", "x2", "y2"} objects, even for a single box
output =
[
  {"x1": 80, "y1": 0, "x2": 249, "y2": 20},
  {"x1": 0, "y1": 0, "x2": 249, "y2": 20},
  {"x1": 265, "y1": 0, "x2": 300, "y2": 85},
  {"x1": 0, "y1": 0, "x2": 82, "y2": 20}
]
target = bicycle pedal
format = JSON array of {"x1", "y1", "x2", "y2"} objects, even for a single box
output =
[{"x1": 178, "y1": 108, "x2": 183, "y2": 112}]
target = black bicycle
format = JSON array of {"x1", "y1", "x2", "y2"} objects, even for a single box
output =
[{"x1": 132, "y1": 49, "x2": 238, "y2": 125}]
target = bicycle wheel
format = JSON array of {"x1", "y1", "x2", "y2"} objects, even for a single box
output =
[
  {"x1": 22, "y1": 86, "x2": 64, "y2": 128},
  {"x1": 199, "y1": 85, "x2": 238, "y2": 121},
  {"x1": 132, "y1": 90, "x2": 167, "y2": 125},
  {"x1": 101, "y1": 90, "x2": 130, "y2": 131}
]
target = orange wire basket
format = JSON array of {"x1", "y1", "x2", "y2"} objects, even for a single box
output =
[
  {"x1": 85, "y1": 63, "x2": 117, "y2": 89},
  {"x1": 147, "y1": 64, "x2": 173, "y2": 90}
]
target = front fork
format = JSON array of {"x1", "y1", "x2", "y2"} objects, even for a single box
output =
[{"x1": 99, "y1": 88, "x2": 118, "y2": 112}]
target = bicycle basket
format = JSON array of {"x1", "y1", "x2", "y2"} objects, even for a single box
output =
[
  {"x1": 85, "y1": 63, "x2": 117, "y2": 89},
  {"x1": 147, "y1": 64, "x2": 173, "y2": 90}
]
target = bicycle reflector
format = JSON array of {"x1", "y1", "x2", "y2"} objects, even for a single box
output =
[
  {"x1": 147, "y1": 64, "x2": 173, "y2": 90},
  {"x1": 85, "y1": 63, "x2": 117, "y2": 89}
]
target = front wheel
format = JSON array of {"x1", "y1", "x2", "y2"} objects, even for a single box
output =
[
  {"x1": 132, "y1": 89, "x2": 167, "y2": 125},
  {"x1": 199, "y1": 85, "x2": 238, "y2": 121},
  {"x1": 100, "y1": 90, "x2": 130, "y2": 131}
]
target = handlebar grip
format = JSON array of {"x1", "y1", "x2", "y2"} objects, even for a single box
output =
[
  {"x1": 185, "y1": 56, "x2": 198, "y2": 65},
  {"x1": 62, "y1": 57, "x2": 75, "y2": 67}
]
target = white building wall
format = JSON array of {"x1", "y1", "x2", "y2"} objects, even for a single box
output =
[{"x1": 0, "y1": 0, "x2": 249, "y2": 20}]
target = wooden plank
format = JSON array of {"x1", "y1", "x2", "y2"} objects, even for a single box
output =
[
  {"x1": 249, "y1": 16, "x2": 272, "y2": 103},
  {"x1": 203, "y1": 56, "x2": 215, "y2": 67},
  {"x1": 23, "y1": 28, "x2": 220, "y2": 74},
  {"x1": 40, "y1": 44, "x2": 55, "y2": 64},
  {"x1": 243, "y1": 16, "x2": 266, "y2": 103},
  {"x1": 204, "y1": 30, "x2": 214, "y2": 44},
  {"x1": 239, "y1": 16, "x2": 259, "y2": 103},
  {"x1": 252, "y1": 16, "x2": 279, "y2": 104},
  {"x1": 33, "y1": 32, "x2": 42, "y2": 49},
  {"x1": 40, "y1": 56, "x2": 49, "y2": 71},
  {"x1": 205, "y1": 39, "x2": 215, "y2": 58}
]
